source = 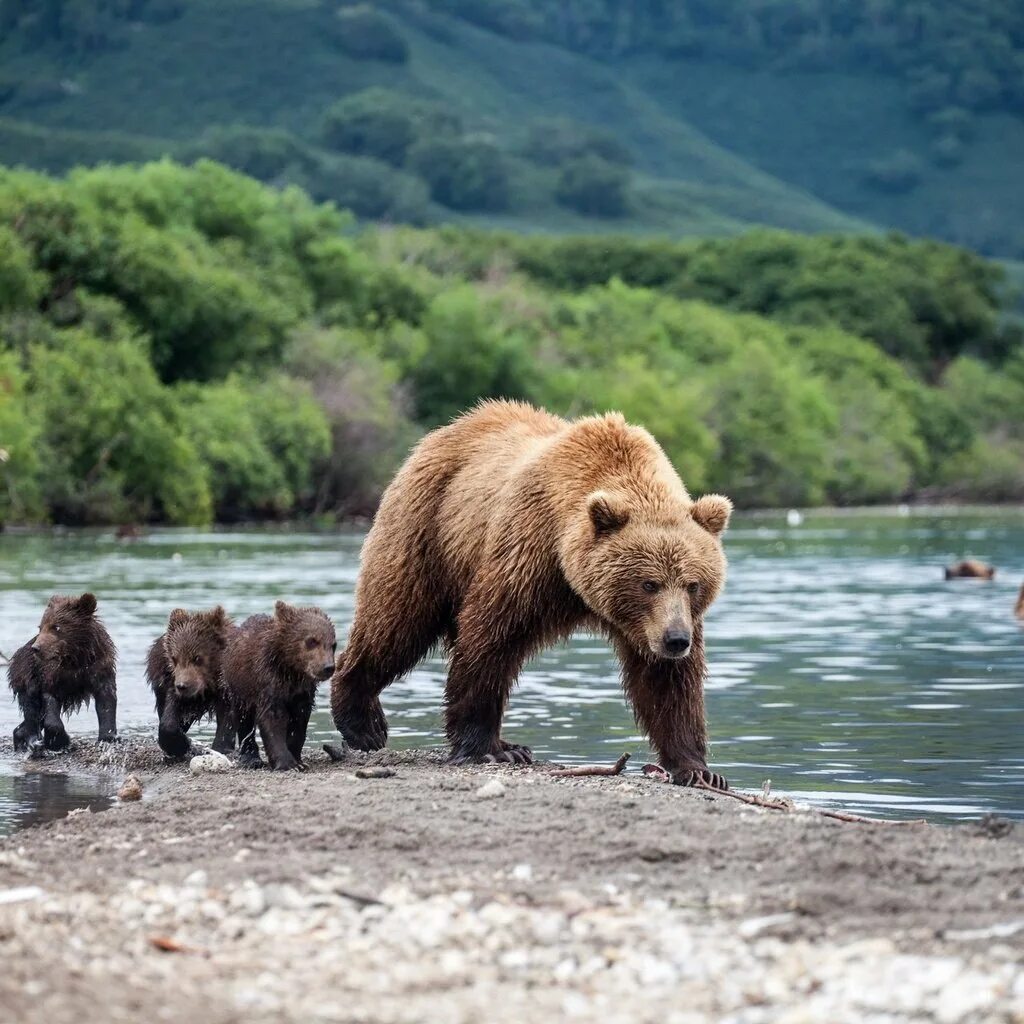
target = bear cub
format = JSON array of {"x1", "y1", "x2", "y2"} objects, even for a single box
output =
[
  {"x1": 8, "y1": 593, "x2": 118, "y2": 752},
  {"x1": 222, "y1": 601, "x2": 336, "y2": 771},
  {"x1": 147, "y1": 606, "x2": 236, "y2": 758}
]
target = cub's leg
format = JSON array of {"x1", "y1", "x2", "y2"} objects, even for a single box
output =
[
  {"x1": 259, "y1": 703, "x2": 302, "y2": 772},
  {"x1": 212, "y1": 697, "x2": 237, "y2": 754},
  {"x1": 94, "y1": 678, "x2": 118, "y2": 744},
  {"x1": 42, "y1": 693, "x2": 70, "y2": 751},
  {"x1": 157, "y1": 694, "x2": 192, "y2": 758},
  {"x1": 286, "y1": 692, "x2": 314, "y2": 764},
  {"x1": 236, "y1": 708, "x2": 264, "y2": 769}
]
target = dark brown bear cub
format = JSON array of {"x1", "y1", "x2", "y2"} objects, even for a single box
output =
[
  {"x1": 147, "y1": 606, "x2": 236, "y2": 758},
  {"x1": 222, "y1": 601, "x2": 336, "y2": 771},
  {"x1": 8, "y1": 593, "x2": 117, "y2": 752}
]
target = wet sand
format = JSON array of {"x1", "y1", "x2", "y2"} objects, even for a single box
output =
[{"x1": 0, "y1": 739, "x2": 1022, "y2": 1023}]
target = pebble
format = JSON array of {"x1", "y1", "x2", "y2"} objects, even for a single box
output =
[
  {"x1": 475, "y1": 779, "x2": 506, "y2": 799},
  {"x1": 189, "y1": 751, "x2": 231, "y2": 775},
  {"x1": 354, "y1": 767, "x2": 396, "y2": 779},
  {"x1": 117, "y1": 775, "x2": 143, "y2": 802}
]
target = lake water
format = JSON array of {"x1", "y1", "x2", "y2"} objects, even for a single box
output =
[{"x1": 1, "y1": 507, "x2": 1023, "y2": 833}]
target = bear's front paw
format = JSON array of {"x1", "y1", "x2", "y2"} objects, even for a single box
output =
[
  {"x1": 334, "y1": 698, "x2": 388, "y2": 752},
  {"x1": 270, "y1": 757, "x2": 305, "y2": 773},
  {"x1": 448, "y1": 738, "x2": 533, "y2": 766},
  {"x1": 96, "y1": 734, "x2": 121, "y2": 745},
  {"x1": 673, "y1": 767, "x2": 729, "y2": 791}
]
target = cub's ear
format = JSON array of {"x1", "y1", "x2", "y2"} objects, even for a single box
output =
[
  {"x1": 691, "y1": 494, "x2": 732, "y2": 537},
  {"x1": 168, "y1": 608, "x2": 190, "y2": 630},
  {"x1": 587, "y1": 491, "x2": 630, "y2": 538},
  {"x1": 208, "y1": 605, "x2": 228, "y2": 630},
  {"x1": 77, "y1": 593, "x2": 98, "y2": 615},
  {"x1": 274, "y1": 600, "x2": 296, "y2": 622}
]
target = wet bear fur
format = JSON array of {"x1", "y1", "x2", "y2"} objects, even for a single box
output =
[
  {"x1": 8, "y1": 593, "x2": 117, "y2": 752},
  {"x1": 222, "y1": 601, "x2": 336, "y2": 771},
  {"x1": 331, "y1": 400, "x2": 732, "y2": 789},
  {"x1": 146, "y1": 606, "x2": 236, "y2": 758}
]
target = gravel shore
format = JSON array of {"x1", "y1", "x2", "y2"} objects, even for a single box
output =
[{"x1": 1, "y1": 740, "x2": 1022, "y2": 1023}]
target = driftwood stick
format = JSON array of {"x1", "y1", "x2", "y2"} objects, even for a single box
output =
[
  {"x1": 640, "y1": 764, "x2": 927, "y2": 826},
  {"x1": 549, "y1": 752, "x2": 630, "y2": 777}
]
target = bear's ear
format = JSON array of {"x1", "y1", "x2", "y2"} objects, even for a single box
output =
[
  {"x1": 587, "y1": 491, "x2": 630, "y2": 538},
  {"x1": 691, "y1": 494, "x2": 732, "y2": 537},
  {"x1": 274, "y1": 600, "x2": 297, "y2": 622},
  {"x1": 77, "y1": 593, "x2": 97, "y2": 616},
  {"x1": 168, "y1": 608, "x2": 190, "y2": 630},
  {"x1": 208, "y1": 605, "x2": 228, "y2": 630}
]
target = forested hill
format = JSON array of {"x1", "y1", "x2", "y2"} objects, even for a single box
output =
[{"x1": 1, "y1": 1, "x2": 1024, "y2": 256}]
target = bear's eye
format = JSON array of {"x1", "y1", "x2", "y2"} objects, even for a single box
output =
[
  {"x1": 305, "y1": 637, "x2": 318, "y2": 650},
  {"x1": 641, "y1": 580, "x2": 659, "y2": 594},
  {"x1": 53, "y1": 625, "x2": 61, "y2": 634},
  {"x1": 193, "y1": 656, "x2": 204, "y2": 667},
  {"x1": 687, "y1": 582, "x2": 701, "y2": 596}
]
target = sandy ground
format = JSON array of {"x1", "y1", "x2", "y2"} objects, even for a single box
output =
[{"x1": 0, "y1": 739, "x2": 1022, "y2": 1024}]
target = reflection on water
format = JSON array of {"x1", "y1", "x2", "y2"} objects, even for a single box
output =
[
  {"x1": 1, "y1": 507, "x2": 1022, "y2": 828},
  {"x1": 0, "y1": 761, "x2": 115, "y2": 836}
]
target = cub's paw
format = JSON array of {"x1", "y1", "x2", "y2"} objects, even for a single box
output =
[
  {"x1": 270, "y1": 758, "x2": 306, "y2": 773},
  {"x1": 673, "y1": 767, "x2": 729, "y2": 791}
]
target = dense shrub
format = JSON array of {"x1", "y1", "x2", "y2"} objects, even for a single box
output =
[
  {"x1": 407, "y1": 136, "x2": 510, "y2": 212},
  {"x1": 330, "y1": 5, "x2": 409, "y2": 63},
  {"x1": 554, "y1": 155, "x2": 630, "y2": 217},
  {"x1": 524, "y1": 118, "x2": 632, "y2": 168}
]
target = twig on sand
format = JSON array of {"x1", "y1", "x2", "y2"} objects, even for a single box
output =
[
  {"x1": 149, "y1": 935, "x2": 209, "y2": 956},
  {"x1": 549, "y1": 752, "x2": 631, "y2": 777},
  {"x1": 642, "y1": 763, "x2": 927, "y2": 827}
]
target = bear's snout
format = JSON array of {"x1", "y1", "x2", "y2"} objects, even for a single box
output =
[
  {"x1": 319, "y1": 662, "x2": 334, "y2": 681},
  {"x1": 661, "y1": 628, "x2": 692, "y2": 659}
]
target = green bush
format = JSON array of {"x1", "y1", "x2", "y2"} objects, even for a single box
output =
[
  {"x1": 408, "y1": 286, "x2": 535, "y2": 424},
  {"x1": 321, "y1": 88, "x2": 460, "y2": 167},
  {"x1": 407, "y1": 136, "x2": 510, "y2": 212},
  {"x1": 555, "y1": 155, "x2": 630, "y2": 217},
  {"x1": 0, "y1": 349, "x2": 44, "y2": 524},
  {"x1": 524, "y1": 118, "x2": 632, "y2": 168},
  {"x1": 177, "y1": 375, "x2": 330, "y2": 520},
  {"x1": 330, "y1": 5, "x2": 409, "y2": 63},
  {"x1": 28, "y1": 331, "x2": 212, "y2": 525},
  {"x1": 285, "y1": 327, "x2": 419, "y2": 514},
  {"x1": 862, "y1": 149, "x2": 923, "y2": 193}
]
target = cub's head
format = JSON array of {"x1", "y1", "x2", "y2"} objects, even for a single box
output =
[
  {"x1": 564, "y1": 492, "x2": 732, "y2": 661},
  {"x1": 33, "y1": 593, "x2": 100, "y2": 663},
  {"x1": 273, "y1": 600, "x2": 337, "y2": 682},
  {"x1": 164, "y1": 606, "x2": 232, "y2": 699}
]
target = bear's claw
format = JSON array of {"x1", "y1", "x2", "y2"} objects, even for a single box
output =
[
  {"x1": 334, "y1": 699, "x2": 388, "y2": 752},
  {"x1": 448, "y1": 741, "x2": 534, "y2": 766},
  {"x1": 673, "y1": 768, "x2": 729, "y2": 791}
]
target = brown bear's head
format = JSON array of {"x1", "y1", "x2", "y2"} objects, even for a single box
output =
[
  {"x1": 563, "y1": 492, "x2": 732, "y2": 661},
  {"x1": 164, "y1": 606, "x2": 232, "y2": 699},
  {"x1": 273, "y1": 600, "x2": 337, "y2": 682},
  {"x1": 32, "y1": 593, "x2": 100, "y2": 664}
]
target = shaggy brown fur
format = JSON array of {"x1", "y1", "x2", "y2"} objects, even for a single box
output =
[
  {"x1": 332, "y1": 400, "x2": 732, "y2": 789},
  {"x1": 222, "y1": 601, "x2": 336, "y2": 771},
  {"x1": 146, "y1": 606, "x2": 236, "y2": 758},
  {"x1": 8, "y1": 593, "x2": 117, "y2": 752},
  {"x1": 945, "y1": 559, "x2": 996, "y2": 579}
]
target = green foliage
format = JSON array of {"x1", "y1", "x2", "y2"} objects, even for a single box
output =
[
  {"x1": 0, "y1": 159, "x2": 1021, "y2": 524},
  {"x1": 555, "y1": 156, "x2": 630, "y2": 218},
  {"x1": 863, "y1": 150, "x2": 923, "y2": 194},
  {"x1": 407, "y1": 136, "x2": 510, "y2": 212},
  {"x1": 177, "y1": 375, "x2": 330, "y2": 521},
  {"x1": 28, "y1": 331, "x2": 211, "y2": 525},
  {"x1": 523, "y1": 118, "x2": 632, "y2": 168},
  {"x1": 0, "y1": 349, "x2": 43, "y2": 524},
  {"x1": 330, "y1": 5, "x2": 409, "y2": 64},
  {"x1": 407, "y1": 286, "x2": 534, "y2": 424},
  {"x1": 321, "y1": 88, "x2": 460, "y2": 167}
]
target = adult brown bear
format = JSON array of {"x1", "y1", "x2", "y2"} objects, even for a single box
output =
[{"x1": 331, "y1": 400, "x2": 732, "y2": 789}]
